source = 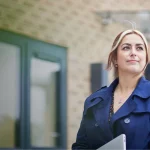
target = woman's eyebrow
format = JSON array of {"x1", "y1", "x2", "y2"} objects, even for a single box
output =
[
  {"x1": 121, "y1": 43, "x2": 144, "y2": 47},
  {"x1": 136, "y1": 43, "x2": 144, "y2": 46},
  {"x1": 121, "y1": 43, "x2": 131, "y2": 47}
]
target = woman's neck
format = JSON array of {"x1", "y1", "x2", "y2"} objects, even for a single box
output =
[{"x1": 116, "y1": 73, "x2": 142, "y2": 95}]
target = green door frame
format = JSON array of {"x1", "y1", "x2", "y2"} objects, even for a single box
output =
[{"x1": 0, "y1": 29, "x2": 67, "y2": 150}]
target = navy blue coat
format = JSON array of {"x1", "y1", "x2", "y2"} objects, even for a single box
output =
[{"x1": 72, "y1": 76, "x2": 150, "y2": 149}]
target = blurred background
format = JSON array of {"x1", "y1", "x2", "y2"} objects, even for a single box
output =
[{"x1": 0, "y1": 0, "x2": 150, "y2": 149}]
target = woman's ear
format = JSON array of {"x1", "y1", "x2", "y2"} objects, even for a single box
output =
[{"x1": 114, "y1": 60, "x2": 118, "y2": 67}]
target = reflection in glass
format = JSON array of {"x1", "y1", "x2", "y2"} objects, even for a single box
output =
[
  {"x1": 0, "y1": 42, "x2": 20, "y2": 147},
  {"x1": 30, "y1": 57, "x2": 60, "y2": 147}
]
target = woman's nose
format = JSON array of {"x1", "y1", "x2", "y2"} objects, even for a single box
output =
[{"x1": 130, "y1": 47, "x2": 137, "y2": 56}]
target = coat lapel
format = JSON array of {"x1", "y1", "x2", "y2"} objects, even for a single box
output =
[
  {"x1": 111, "y1": 98, "x2": 136, "y2": 125},
  {"x1": 92, "y1": 95, "x2": 114, "y2": 141},
  {"x1": 83, "y1": 77, "x2": 119, "y2": 140},
  {"x1": 110, "y1": 76, "x2": 150, "y2": 126}
]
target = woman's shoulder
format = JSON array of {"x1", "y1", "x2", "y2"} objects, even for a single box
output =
[
  {"x1": 84, "y1": 86, "x2": 108, "y2": 105},
  {"x1": 82, "y1": 86, "x2": 109, "y2": 115},
  {"x1": 134, "y1": 77, "x2": 150, "y2": 98}
]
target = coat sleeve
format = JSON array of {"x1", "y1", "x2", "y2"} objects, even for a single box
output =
[
  {"x1": 71, "y1": 115, "x2": 90, "y2": 149},
  {"x1": 72, "y1": 100, "x2": 90, "y2": 150},
  {"x1": 147, "y1": 115, "x2": 150, "y2": 149}
]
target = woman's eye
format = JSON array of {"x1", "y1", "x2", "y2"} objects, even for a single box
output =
[
  {"x1": 123, "y1": 46, "x2": 130, "y2": 50},
  {"x1": 137, "y1": 47, "x2": 143, "y2": 50}
]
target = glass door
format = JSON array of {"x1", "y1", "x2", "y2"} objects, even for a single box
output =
[
  {"x1": 0, "y1": 42, "x2": 20, "y2": 148},
  {"x1": 30, "y1": 57, "x2": 61, "y2": 147},
  {"x1": 27, "y1": 42, "x2": 67, "y2": 149}
]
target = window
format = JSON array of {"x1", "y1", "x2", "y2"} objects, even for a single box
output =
[{"x1": 0, "y1": 30, "x2": 67, "y2": 149}]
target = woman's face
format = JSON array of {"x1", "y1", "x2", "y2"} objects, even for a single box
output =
[{"x1": 116, "y1": 33, "x2": 147, "y2": 75}]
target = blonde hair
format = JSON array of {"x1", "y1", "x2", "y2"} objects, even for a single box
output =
[{"x1": 106, "y1": 29, "x2": 149, "y2": 78}]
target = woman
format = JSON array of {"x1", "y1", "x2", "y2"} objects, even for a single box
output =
[{"x1": 72, "y1": 29, "x2": 150, "y2": 149}]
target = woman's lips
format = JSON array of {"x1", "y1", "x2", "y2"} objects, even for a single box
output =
[{"x1": 127, "y1": 60, "x2": 138, "y2": 62}]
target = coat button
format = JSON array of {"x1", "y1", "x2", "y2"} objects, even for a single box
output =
[
  {"x1": 95, "y1": 123, "x2": 98, "y2": 127},
  {"x1": 124, "y1": 118, "x2": 130, "y2": 124}
]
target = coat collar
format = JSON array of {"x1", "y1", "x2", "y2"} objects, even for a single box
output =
[
  {"x1": 88, "y1": 77, "x2": 119, "y2": 102},
  {"x1": 84, "y1": 76, "x2": 150, "y2": 115},
  {"x1": 132, "y1": 76, "x2": 150, "y2": 99},
  {"x1": 107, "y1": 76, "x2": 150, "y2": 99},
  {"x1": 83, "y1": 78, "x2": 118, "y2": 115},
  {"x1": 89, "y1": 76, "x2": 150, "y2": 100}
]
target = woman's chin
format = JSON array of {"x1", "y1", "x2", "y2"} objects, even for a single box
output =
[
  {"x1": 120, "y1": 66, "x2": 143, "y2": 75},
  {"x1": 126, "y1": 67, "x2": 143, "y2": 74}
]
